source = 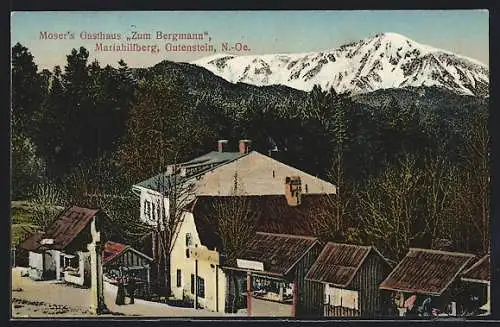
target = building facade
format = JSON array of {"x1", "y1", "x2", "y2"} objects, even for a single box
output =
[
  {"x1": 305, "y1": 243, "x2": 392, "y2": 317},
  {"x1": 132, "y1": 139, "x2": 337, "y2": 313}
]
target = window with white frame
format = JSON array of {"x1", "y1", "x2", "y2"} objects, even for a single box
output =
[{"x1": 143, "y1": 200, "x2": 152, "y2": 222}]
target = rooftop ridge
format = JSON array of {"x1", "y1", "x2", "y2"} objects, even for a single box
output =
[
  {"x1": 256, "y1": 231, "x2": 318, "y2": 240},
  {"x1": 409, "y1": 247, "x2": 476, "y2": 257}
]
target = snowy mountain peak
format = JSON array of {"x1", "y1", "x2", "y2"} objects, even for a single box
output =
[{"x1": 192, "y1": 32, "x2": 489, "y2": 97}]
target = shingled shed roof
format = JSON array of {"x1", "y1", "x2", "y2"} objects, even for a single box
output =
[
  {"x1": 232, "y1": 232, "x2": 319, "y2": 276},
  {"x1": 19, "y1": 206, "x2": 100, "y2": 252},
  {"x1": 305, "y1": 243, "x2": 389, "y2": 287},
  {"x1": 379, "y1": 248, "x2": 475, "y2": 296},
  {"x1": 462, "y1": 254, "x2": 490, "y2": 284},
  {"x1": 190, "y1": 194, "x2": 331, "y2": 251}
]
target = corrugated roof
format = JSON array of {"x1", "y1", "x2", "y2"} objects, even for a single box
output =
[
  {"x1": 235, "y1": 232, "x2": 319, "y2": 276},
  {"x1": 379, "y1": 248, "x2": 475, "y2": 296},
  {"x1": 19, "y1": 206, "x2": 99, "y2": 252},
  {"x1": 133, "y1": 151, "x2": 246, "y2": 192},
  {"x1": 462, "y1": 254, "x2": 490, "y2": 283},
  {"x1": 191, "y1": 194, "x2": 332, "y2": 251},
  {"x1": 305, "y1": 242, "x2": 388, "y2": 287},
  {"x1": 102, "y1": 241, "x2": 154, "y2": 266}
]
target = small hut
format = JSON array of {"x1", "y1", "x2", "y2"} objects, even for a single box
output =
[
  {"x1": 222, "y1": 232, "x2": 323, "y2": 317},
  {"x1": 102, "y1": 241, "x2": 154, "y2": 299},
  {"x1": 18, "y1": 206, "x2": 120, "y2": 286},
  {"x1": 305, "y1": 242, "x2": 392, "y2": 317},
  {"x1": 379, "y1": 248, "x2": 475, "y2": 317},
  {"x1": 461, "y1": 254, "x2": 490, "y2": 315}
]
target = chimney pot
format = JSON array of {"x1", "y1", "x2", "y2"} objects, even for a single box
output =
[
  {"x1": 218, "y1": 139, "x2": 229, "y2": 152},
  {"x1": 239, "y1": 139, "x2": 251, "y2": 154}
]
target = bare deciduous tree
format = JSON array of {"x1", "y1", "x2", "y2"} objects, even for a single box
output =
[
  {"x1": 450, "y1": 111, "x2": 490, "y2": 255},
  {"x1": 204, "y1": 172, "x2": 258, "y2": 313},
  {"x1": 152, "y1": 159, "x2": 196, "y2": 297},
  {"x1": 209, "y1": 172, "x2": 258, "y2": 265},
  {"x1": 31, "y1": 181, "x2": 66, "y2": 230},
  {"x1": 421, "y1": 157, "x2": 457, "y2": 250},
  {"x1": 359, "y1": 155, "x2": 424, "y2": 261}
]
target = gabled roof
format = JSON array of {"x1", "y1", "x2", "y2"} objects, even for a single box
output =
[
  {"x1": 19, "y1": 206, "x2": 101, "y2": 252},
  {"x1": 195, "y1": 151, "x2": 337, "y2": 196},
  {"x1": 133, "y1": 151, "x2": 246, "y2": 192},
  {"x1": 379, "y1": 248, "x2": 475, "y2": 296},
  {"x1": 462, "y1": 254, "x2": 490, "y2": 284},
  {"x1": 133, "y1": 150, "x2": 337, "y2": 196},
  {"x1": 232, "y1": 232, "x2": 319, "y2": 276},
  {"x1": 305, "y1": 242, "x2": 390, "y2": 287},
  {"x1": 102, "y1": 241, "x2": 153, "y2": 266},
  {"x1": 190, "y1": 194, "x2": 333, "y2": 251}
]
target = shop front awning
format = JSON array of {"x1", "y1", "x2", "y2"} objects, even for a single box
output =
[{"x1": 221, "y1": 265, "x2": 287, "y2": 281}]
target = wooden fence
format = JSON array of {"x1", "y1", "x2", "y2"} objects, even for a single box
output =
[{"x1": 324, "y1": 304, "x2": 360, "y2": 317}]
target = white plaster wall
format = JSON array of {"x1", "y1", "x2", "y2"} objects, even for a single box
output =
[
  {"x1": 170, "y1": 211, "x2": 227, "y2": 312},
  {"x1": 139, "y1": 188, "x2": 169, "y2": 228},
  {"x1": 29, "y1": 251, "x2": 43, "y2": 270}
]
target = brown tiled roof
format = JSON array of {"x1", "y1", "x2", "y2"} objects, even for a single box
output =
[
  {"x1": 462, "y1": 254, "x2": 490, "y2": 283},
  {"x1": 190, "y1": 194, "x2": 331, "y2": 251},
  {"x1": 19, "y1": 206, "x2": 100, "y2": 252},
  {"x1": 18, "y1": 232, "x2": 46, "y2": 253},
  {"x1": 233, "y1": 232, "x2": 319, "y2": 276},
  {"x1": 305, "y1": 242, "x2": 389, "y2": 287},
  {"x1": 379, "y1": 248, "x2": 475, "y2": 296}
]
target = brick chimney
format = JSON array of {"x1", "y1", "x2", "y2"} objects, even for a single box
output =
[
  {"x1": 284, "y1": 176, "x2": 302, "y2": 206},
  {"x1": 239, "y1": 139, "x2": 251, "y2": 154},
  {"x1": 218, "y1": 139, "x2": 229, "y2": 152}
]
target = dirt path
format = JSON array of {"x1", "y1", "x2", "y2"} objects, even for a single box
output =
[{"x1": 11, "y1": 267, "x2": 237, "y2": 317}]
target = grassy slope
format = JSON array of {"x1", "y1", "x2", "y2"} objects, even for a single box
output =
[
  {"x1": 11, "y1": 201, "x2": 41, "y2": 247},
  {"x1": 11, "y1": 201, "x2": 67, "y2": 247}
]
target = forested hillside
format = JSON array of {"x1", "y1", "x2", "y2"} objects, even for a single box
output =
[{"x1": 11, "y1": 43, "x2": 490, "y2": 261}]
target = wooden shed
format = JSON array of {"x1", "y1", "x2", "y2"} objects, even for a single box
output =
[
  {"x1": 223, "y1": 232, "x2": 323, "y2": 317},
  {"x1": 461, "y1": 254, "x2": 490, "y2": 315},
  {"x1": 305, "y1": 242, "x2": 392, "y2": 317},
  {"x1": 379, "y1": 248, "x2": 475, "y2": 317},
  {"x1": 102, "y1": 241, "x2": 154, "y2": 300}
]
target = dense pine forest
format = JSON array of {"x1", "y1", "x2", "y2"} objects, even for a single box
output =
[{"x1": 11, "y1": 43, "x2": 490, "y2": 262}]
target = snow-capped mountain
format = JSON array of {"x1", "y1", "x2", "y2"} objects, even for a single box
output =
[{"x1": 192, "y1": 32, "x2": 489, "y2": 97}]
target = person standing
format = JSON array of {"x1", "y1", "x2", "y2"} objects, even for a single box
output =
[
  {"x1": 127, "y1": 274, "x2": 137, "y2": 304},
  {"x1": 115, "y1": 276, "x2": 126, "y2": 305}
]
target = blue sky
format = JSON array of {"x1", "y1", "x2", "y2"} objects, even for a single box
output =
[{"x1": 11, "y1": 10, "x2": 489, "y2": 70}]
